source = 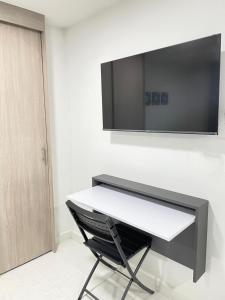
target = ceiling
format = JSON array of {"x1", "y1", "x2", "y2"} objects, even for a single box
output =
[{"x1": 4, "y1": 0, "x2": 122, "y2": 28}]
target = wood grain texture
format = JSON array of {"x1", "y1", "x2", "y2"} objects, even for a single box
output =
[
  {"x1": 0, "y1": 23, "x2": 52, "y2": 273},
  {"x1": 0, "y1": 1, "x2": 44, "y2": 31},
  {"x1": 40, "y1": 31, "x2": 56, "y2": 251}
]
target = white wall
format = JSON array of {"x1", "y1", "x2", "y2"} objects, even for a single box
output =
[
  {"x1": 46, "y1": 26, "x2": 73, "y2": 239},
  {"x1": 49, "y1": 0, "x2": 225, "y2": 298}
]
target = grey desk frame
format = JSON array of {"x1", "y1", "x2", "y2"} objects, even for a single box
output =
[{"x1": 92, "y1": 174, "x2": 208, "y2": 283}]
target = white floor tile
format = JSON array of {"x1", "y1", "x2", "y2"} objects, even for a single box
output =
[
  {"x1": 0, "y1": 239, "x2": 168, "y2": 300},
  {"x1": 89, "y1": 271, "x2": 168, "y2": 300},
  {"x1": 0, "y1": 239, "x2": 112, "y2": 300}
]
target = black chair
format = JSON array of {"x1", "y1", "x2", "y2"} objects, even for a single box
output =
[{"x1": 66, "y1": 200, "x2": 154, "y2": 300}]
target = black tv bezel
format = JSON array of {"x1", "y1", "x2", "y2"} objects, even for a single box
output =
[{"x1": 101, "y1": 34, "x2": 221, "y2": 135}]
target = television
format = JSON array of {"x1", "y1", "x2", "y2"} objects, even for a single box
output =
[{"x1": 101, "y1": 34, "x2": 221, "y2": 134}]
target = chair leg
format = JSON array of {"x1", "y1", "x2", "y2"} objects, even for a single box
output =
[
  {"x1": 121, "y1": 246, "x2": 154, "y2": 300},
  {"x1": 121, "y1": 278, "x2": 133, "y2": 300},
  {"x1": 78, "y1": 257, "x2": 100, "y2": 300}
]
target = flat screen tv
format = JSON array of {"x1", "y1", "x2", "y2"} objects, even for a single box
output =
[{"x1": 101, "y1": 34, "x2": 221, "y2": 134}]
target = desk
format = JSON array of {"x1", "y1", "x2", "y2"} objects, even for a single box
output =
[
  {"x1": 68, "y1": 175, "x2": 208, "y2": 282},
  {"x1": 67, "y1": 185, "x2": 195, "y2": 242}
]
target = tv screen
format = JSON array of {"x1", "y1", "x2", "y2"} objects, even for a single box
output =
[{"x1": 101, "y1": 34, "x2": 221, "y2": 134}]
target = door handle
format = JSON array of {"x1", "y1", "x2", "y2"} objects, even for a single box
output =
[{"x1": 42, "y1": 147, "x2": 48, "y2": 165}]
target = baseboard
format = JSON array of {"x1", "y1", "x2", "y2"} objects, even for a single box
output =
[
  {"x1": 57, "y1": 229, "x2": 74, "y2": 243},
  {"x1": 70, "y1": 230, "x2": 83, "y2": 244},
  {"x1": 58, "y1": 229, "x2": 83, "y2": 243}
]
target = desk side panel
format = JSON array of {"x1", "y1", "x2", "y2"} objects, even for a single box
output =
[{"x1": 193, "y1": 202, "x2": 208, "y2": 282}]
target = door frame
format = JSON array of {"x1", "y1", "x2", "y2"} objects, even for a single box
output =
[{"x1": 0, "y1": 1, "x2": 56, "y2": 251}]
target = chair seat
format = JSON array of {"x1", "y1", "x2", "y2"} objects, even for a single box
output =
[{"x1": 84, "y1": 224, "x2": 151, "y2": 266}]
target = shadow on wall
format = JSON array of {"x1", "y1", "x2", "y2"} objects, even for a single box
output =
[
  {"x1": 110, "y1": 131, "x2": 225, "y2": 156},
  {"x1": 110, "y1": 51, "x2": 225, "y2": 158}
]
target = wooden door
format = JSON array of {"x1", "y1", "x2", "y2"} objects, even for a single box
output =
[{"x1": 0, "y1": 22, "x2": 52, "y2": 273}]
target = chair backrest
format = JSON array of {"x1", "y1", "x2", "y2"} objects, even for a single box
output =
[{"x1": 66, "y1": 200, "x2": 117, "y2": 243}]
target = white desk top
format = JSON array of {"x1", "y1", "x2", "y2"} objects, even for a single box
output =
[{"x1": 67, "y1": 185, "x2": 195, "y2": 242}]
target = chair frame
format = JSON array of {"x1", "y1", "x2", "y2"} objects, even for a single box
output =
[{"x1": 66, "y1": 200, "x2": 154, "y2": 300}]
